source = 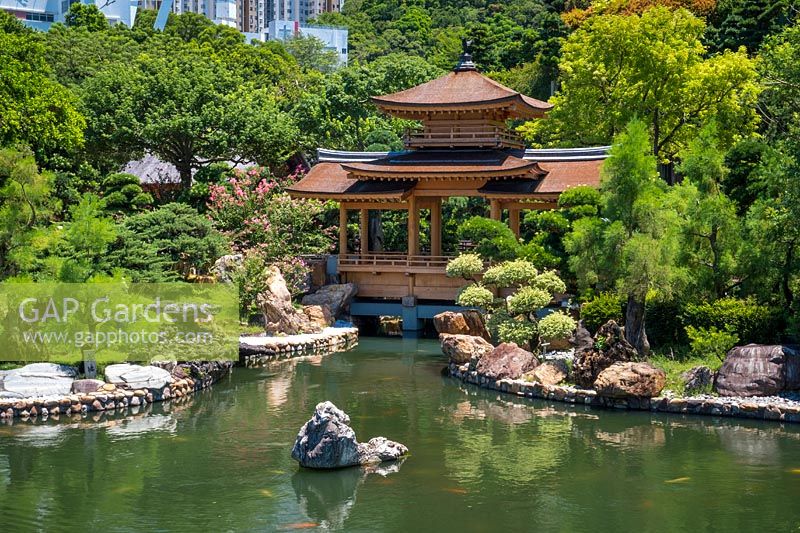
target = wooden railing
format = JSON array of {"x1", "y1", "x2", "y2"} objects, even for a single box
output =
[
  {"x1": 404, "y1": 127, "x2": 524, "y2": 149},
  {"x1": 338, "y1": 253, "x2": 454, "y2": 273}
]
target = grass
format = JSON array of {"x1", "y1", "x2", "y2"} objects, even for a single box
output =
[{"x1": 649, "y1": 349, "x2": 722, "y2": 396}]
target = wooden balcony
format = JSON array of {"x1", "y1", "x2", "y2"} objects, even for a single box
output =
[
  {"x1": 337, "y1": 253, "x2": 469, "y2": 300},
  {"x1": 404, "y1": 125, "x2": 525, "y2": 150},
  {"x1": 338, "y1": 253, "x2": 453, "y2": 274}
]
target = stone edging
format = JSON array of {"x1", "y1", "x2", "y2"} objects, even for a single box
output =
[
  {"x1": 238, "y1": 327, "x2": 359, "y2": 366},
  {"x1": 448, "y1": 362, "x2": 800, "y2": 424},
  {"x1": 0, "y1": 361, "x2": 233, "y2": 422},
  {"x1": 0, "y1": 328, "x2": 359, "y2": 423}
]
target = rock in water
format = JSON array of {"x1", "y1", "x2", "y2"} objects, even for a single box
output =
[
  {"x1": 292, "y1": 401, "x2": 408, "y2": 469},
  {"x1": 433, "y1": 311, "x2": 491, "y2": 341},
  {"x1": 476, "y1": 342, "x2": 539, "y2": 380},
  {"x1": 594, "y1": 362, "x2": 666, "y2": 398},
  {"x1": 440, "y1": 334, "x2": 493, "y2": 364},
  {"x1": 715, "y1": 344, "x2": 800, "y2": 397}
]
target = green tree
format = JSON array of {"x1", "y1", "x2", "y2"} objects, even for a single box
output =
[
  {"x1": 80, "y1": 41, "x2": 298, "y2": 187},
  {"x1": 0, "y1": 12, "x2": 85, "y2": 161},
  {"x1": 0, "y1": 147, "x2": 58, "y2": 277},
  {"x1": 99, "y1": 173, "x2": 153, "y2": 214},
  {"x1": 524, "y1": 7, "x2": 759, "y2": 165},
  {"x1": 64, "y1": 3, "x2": 109, "y2": 31},
  {"x1": 55, "y1": 193, "x2": 117, "y2": 281},
  {"x1": 565, "y1": 120, "x2": 682, "y2": 354},
  {"x1": 707, "y1": 0, "x2": 794, "y2": 54},
  {"x1": 668, "y1": 124, "x2": 742, "y2": 299},
  {"x1": 285, "y1": 34, "x2": 339, "y2": 73}
]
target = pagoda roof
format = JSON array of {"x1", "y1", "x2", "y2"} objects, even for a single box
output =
[
  {"x1": 340, "y1": 149, "x2": 545, "y2": 180},
  {"x1": 371, "y1": 70, "x2": 552, "y2": 119},
  {"x1": 287, "y1": 147, "x2": 609, "y2": 201}
]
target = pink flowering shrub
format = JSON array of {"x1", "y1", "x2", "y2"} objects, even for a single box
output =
[
  {"x1": 208, "y1": 166, "x2": 334, "y2": 320},
  {"x1": 208, "y1": 166, "x2": 333, "y2": 257}
]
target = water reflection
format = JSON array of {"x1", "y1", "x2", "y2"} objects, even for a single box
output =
[{"x1": 291, "y1": 459, "x2": 406, "y2": 530}]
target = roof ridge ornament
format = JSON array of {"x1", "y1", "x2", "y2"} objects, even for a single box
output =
[{"x1": 455, "y1": 38, "x2": 477, "y2": 72}]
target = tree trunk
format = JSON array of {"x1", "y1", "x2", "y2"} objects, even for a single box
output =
[
  {"x1": 178, "y1": 163, "x2": 192, "y2": 191},
  {"x1": 782, "y1": 241, "x2": 796, "y2": 307},
  {"x1": 625, "y1": 294, "x2": 650, "y2": 357},
  {"x1": 368, "y1": 211, "x2": 384, "y2": 252}
]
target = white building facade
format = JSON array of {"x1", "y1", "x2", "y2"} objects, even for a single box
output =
[{"x1": 1, "y1": 0, "x2": 138, "y2": 30}]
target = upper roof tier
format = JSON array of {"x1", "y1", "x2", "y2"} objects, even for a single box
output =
[{"x1": 371, "y1": 66, "x2": 553, "y2": 120}]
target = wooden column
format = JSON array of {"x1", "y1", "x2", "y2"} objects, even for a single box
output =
[
  {"x1": 509, "y1": 208, "x2": 520, "y2": 238},
  {"x1": 490, "y1": 199, "x2": 501, "y2": 221},
  {"x1": 430, "y1": 197, "x2": 442, "y2": 256},
  {"x1": 407, "y1": 195, "x2": 419, "y2": 256},
  {"x1": 359, "y1": 208, "x2": 369, "y2": 256},
  {"x1": 338, "y1": 203, "x2": 347, "y2": 255}
]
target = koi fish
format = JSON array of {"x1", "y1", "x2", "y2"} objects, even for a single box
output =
[
  {"x1": 664, "y1": 477, "x2": 691, "y2": 484},
  {"x1": 279, "y1": 523, "x2": 319, "y2": 530},
  {"x1": 444, "y1": 487, "x2": 468, "y2": 495}
]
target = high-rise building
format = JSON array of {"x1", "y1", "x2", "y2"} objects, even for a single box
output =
[{"x1": 1, "y1": 0, "x2": 138, "y2": 30}]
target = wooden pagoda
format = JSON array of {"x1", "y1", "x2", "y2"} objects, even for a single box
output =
[{"x1": 288, "y1": 47, "x2": 608, "y2": 304}]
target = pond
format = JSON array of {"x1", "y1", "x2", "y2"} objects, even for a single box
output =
[{"x1": 1, "y1": 337, "x2": 800, "y2": 531}]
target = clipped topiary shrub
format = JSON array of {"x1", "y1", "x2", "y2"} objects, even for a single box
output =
[
  {"x1": 456, "y1": 284, "x2": 494, "y2": 309},
  {"x1": 533, "y1": 270, "x2": 567, "y2": 295},
  {"x1": 445, "y1": 253, "x2": 484, "y2": 280},
  {"x1": 456, "y1": 216, "x2": 520, "y2": 261},
  {"x1": 539, "y1": 311, "x2": 577, "y2": 341},
  {"x1": 580, "y1": 293, "x2": 624, "y2": 334},
  {"x1": 482, "y1": 259, "x2": 538, "y2": 288},
  {"x1": 507, "y1": 286, "x2": 552, "y2": 315},
  {"x1": 496, "y1": 317, "x2": 538, "y2": 346}
]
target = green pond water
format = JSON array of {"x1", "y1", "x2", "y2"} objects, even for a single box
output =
[{"x1": 2, "y1": 338, "x2": 800, "y2": 532}]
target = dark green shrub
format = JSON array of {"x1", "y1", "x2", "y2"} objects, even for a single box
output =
[
  {"x1": 457, "y1": 216, "x2": 519, "y2": 260},
  {"x1": 681, "y1": 297, "x2": 782, "y2": 345},
  {"x1": 581, "y1": 292, "x2": 624, "y2": 333},
  {"x1": 646, "y1": 298, "x2": 686, "y2": 349}
]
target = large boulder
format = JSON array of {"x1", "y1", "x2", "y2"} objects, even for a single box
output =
[
  {"x1": 527, "y1": 360, "x2": 569, "y2": 386},
  {"x1": 303, "y1": 305, "x2": 333, "y2": 330},
  {"x1": 291, "y1": 401, "x2": 408, "y2": 469},
  {"x1": 212, "y1": 254, "x2": 243, "y2": 283},
  {"x1": 104, "y1": 364, "x2": 174, "y2": 390},
  {"x1": 681, "y1": 365, "x2": 713, "y2": 395},
  {"x1": 258, "y1": 266, "x2": 320, "y2": 335},
  {"x1": 476, "y1": 342, "x2": 539, "y2": 380},
  {"x1": 0, "y1": 363, "x2": 78, "y2": 399},
  {"x1": 594, "y1": 362, "x2": 666, "y2": 398},
  {"x1": 715, "y1": 344, "x2": 800, "y2": 397},
  {"x1": 71, "y1": 379, "x2": 106, "y2": 394},
  {"x1": 301, "y1": 283, "x2": 358, "y2": 319},
  {"x1": 572, "y1": 320, "x2": 639, "y2": 388},
  {"x1": 440, "y1": 334, "x2": 493, "y2": 364},
  {"x1": 433, "y1": 311, "x2": 491, "y2": 341}
]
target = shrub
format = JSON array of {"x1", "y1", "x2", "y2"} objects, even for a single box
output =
[
  {"x1": 581, "y1": 292, "x2": 624, "y2": 333},
  {"x1": 482, "y1": 260, "x2": 538, "y2": 288},
  {"x1": 558, "y1": 185, "x2": 601, "y2": 209},
  {"x1": 539, "y1": 312, "x2": 577, "y2": 341},
  {"x1": 682, "y1": 297, "x2": 781, "y2": 345},
  {"x1": 646, "y1": 297, "x2": 686, "y2": 348},
  {"x1": 457, "y1": 216, "x2": 519, "y2": 260},
  {"x1": 445, "y1": 253, "x2": 483, "y2": 279},
  {"x1": 456, "y1": 284, "x2": 494, "y2": 308},
  {"x1": 507, "y1": 286, "x2": 551, "y2": 315},
  {"x1": 532, "y1": 270, "x2": 567, "y2": 295},
  {"x1": 496, "y1": 317, "x2": 538, "y2": 346},
  {"x1": 685, "y1": 325, "x2": 739, "y2": 362}
]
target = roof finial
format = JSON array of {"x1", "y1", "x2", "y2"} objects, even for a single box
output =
[{"x1": 455, "y1": 38, "x2": 477, "y2": 72}]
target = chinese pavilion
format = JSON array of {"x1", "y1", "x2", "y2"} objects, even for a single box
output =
[{"x1": 288, "y1": 46, "x2": 608, "y2": 317}]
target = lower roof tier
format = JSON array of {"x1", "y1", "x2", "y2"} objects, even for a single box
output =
[{"x1": 287, "y1": 147, "x2": 609, "y2": 201}]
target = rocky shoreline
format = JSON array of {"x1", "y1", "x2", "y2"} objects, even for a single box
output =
[
  {"x1": 0, "y1": 327, "x2": 359, "y2": 423},
  {"x1": 239, "y1": 327, "x2": 359, "y2": 366},
  {"x1": 448, "y1": 362, "x2": 800, "y2": 423}
]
